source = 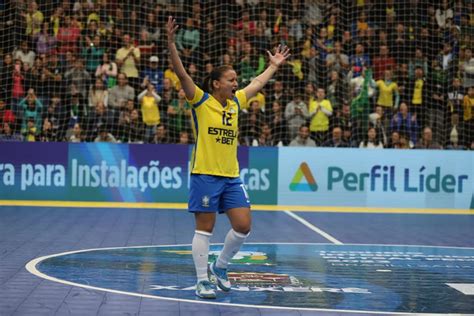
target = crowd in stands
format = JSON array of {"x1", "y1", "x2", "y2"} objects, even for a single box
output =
[{"x1": 0, "y1": 0, "x2": 473, "y2": 150}]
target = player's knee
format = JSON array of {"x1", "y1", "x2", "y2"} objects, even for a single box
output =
[{"x1": 233, "y1": 222, "x2": 251, "y2": 235}]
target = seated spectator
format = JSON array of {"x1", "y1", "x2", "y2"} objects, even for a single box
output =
[
  {"x1": 39, "y1": 118, "x2": 57, "y2": 142},
  {"x1": 252, "y1": 122, "x2": 282, "y2": 147},
  {"x1": 68, "y1": 123, "x2": 84, "y2": 142},
  {"x1": 85, "y1": 101, "x2": 113, "y2": 141},
  {"x1": 120, "y1": 108, "x2": 144, "y2": 144},
  {"x1": 94, "y1": 124, "x2": 117, "y2": 143},
  {"x1": 390, "y1": 102, "x2": 419, "y2": 146},
  {"x1": 178, "y1": 130, "x2": 191, "y2": 145},
  {"x1": 359, "y1": 127, "x2": 384, "y2": 149},
  {"x1": 151, "y1": 124, "x2": 170, "y2": 144},
  {"x1": 322, "y1": 126, "x2": 348, "y2": 147},
  {"x1": 289, "y1": 124, "x2": 316, "y2": 147},
  {"x1": 138, "y1": 83, "x2": 162, "y2": 143},
  {"x1": 22, "y1": 117, "x2": 38, "y2": 141},
  {"x1": 445, "y1": 113, "x2": 466, "y2": 149},
  {"x1": 88, "y1": 78, "x2": 108, "y2": 108},
  {"x1": 415, "y1": 127, "x2": 443, "y2": 149},
  {"x1": 0, "y1": 122, "x2": 23, "y2": 142},
  {"x1": 369, "y1": 106, "x2": 389, "y2": 146}
]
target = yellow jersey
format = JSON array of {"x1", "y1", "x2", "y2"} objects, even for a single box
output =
[
  {"x1": 187, "y1": 85, "x2": 247, "y2": 177},
  {"x1": 141, "y1": 95, "x2": 160, "y2": 126},
  {"x1": 412, "y1": 79, "x2": 424, "y2": 105},
  {"x1": 463, "y1": 95, "x2": 474, "y2": 121},
  {"x1": 309, "y1": 99, "x2": 332, "y2": 132},
  {"x1": 376, "y1": 80, "x2": 398, "y2": 108}
]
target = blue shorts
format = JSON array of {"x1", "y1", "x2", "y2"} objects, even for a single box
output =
[{"x1": 188, "y1": 174, "x2": 251, "y2": 213}]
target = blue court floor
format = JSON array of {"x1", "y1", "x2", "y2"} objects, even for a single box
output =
[{"x1": 1, "y1": 206, "x2": 474, "y2": 315}]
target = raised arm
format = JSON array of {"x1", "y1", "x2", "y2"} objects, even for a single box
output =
[
  {"x1": 243, "y1": 44, "x2": 290, "y2": 100},
  {"x1": 167, "y1": 16, "x2": 195, "y2": 100}
]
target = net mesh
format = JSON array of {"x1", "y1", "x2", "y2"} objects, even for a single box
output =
[{"x1": 0, "y1": 1, "x2": 472, "y2": 149}]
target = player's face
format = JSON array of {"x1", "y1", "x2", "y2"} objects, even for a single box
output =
[{"x1": 218, "y1": 70, "x2": 238, "y2": 99}]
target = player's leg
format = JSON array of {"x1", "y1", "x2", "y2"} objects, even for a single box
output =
[
  {"x1": 188, "y1": 174, "x2": 224, "y2": 298},
  {"x1": 210, "y1": 178, "x2": 251, "y2": 291}
]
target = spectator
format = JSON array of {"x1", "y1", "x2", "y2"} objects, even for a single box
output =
[
  {"x1": 39, "y1": 118, "x2": 57, "y2": 142},
  {"x1": 64, "y1": 59, "x2": 91, "y2": 99},
  {"x1": 120, "y1": 108, "x2": 144, "y2": 144},
  {"x1": 24, "y1": 1, "x2": 44, "y2": 36},
  {"x1": 285, "y1": 93, "x2": 309, "y2": 141},
  {"x1": 309, "y1": 87, "x2": 332, "y2": 145},
  {"x1": 369, "y1": 106, "x2": 389, "y2": 146},
  {"x1": 176, "y1": 17, "x2": 200, "y2": 64},
  {"x1": 373, "y1": 45, "x2": 396, "y2": 81},
  {"x1": 95, "y1": 53, "x2": 118, "y2": 89},
  {"x1": 289, "y1": 124, "x2": 316, "y2": 147},
  {"x1": 85, "y1": 101, "x2": 113, "y2": 141},
  {"x1": 56, "y1": 15, "x2": 81, "y2": 56},
  {"x1": 88, "y1": 78, "x2": 108, "y2": 108},
  {"x1": 0, "y1": 54, "x2": 14, "y2": 103},
  {"x1": 178, "y1": 130, "x2": 191, "y2": 145},
  {"x1": 68, "y1": 122, "x2": 84, "y2": 142},
  {"x1": 82, "y1": 35, "x2": 105, "y2": 74},
  {"x1": 445, "y1": 113, "x2": 466, "y2": 149},
  {"x1": 461, "y1": 48, "x2": 474, "y2": 88},
  {"x1": 326, "y1": 41, "x2": 350, "y2": 76},
  {"x1": 138, "y1": 83, "x2": 161, "y2": 143},
  {"x1": 141, "y1": 56, "x2": 164, "y2": 94},
  {"x1": 34, "y1": 22, "x2": 57, "y2": 55},
  {"x1": 326, "y1": 70, "x2": 348, "y2": 111},
  {"x1": 108, "y1": 72, "x2": 135, "y2": 112},
  {"x1": 435, "y1": 0, "x2": 454, "y2": 29},
  {"x1": 415, "y1": 126, "x2": 443, "y2": 149},
  {"x1": 390, "y1": 102, "x2": 419, "y2": 147},
  {"x1": 268, "y1": 100, "x2": 289, "y2": 145},
  {"x1": 94, "y1": 124, "x2": 117, "y2": 143},
  {"x1": 13, "y1": 41, "x2": 36, "y2": 69},
  {"x1": 151, "y1": 124, "x2": 170, "y2": 144},
  {"x1": 19, "y1": 90, "x2": 43, "y2": 134},
  {"x1": 322, "y1": 126, "x2": 349, "y2": 148},
  {"x1": 408, "y1": 48, "x2": 429, "y2": 80},
  {"x1": 252, "y1": 122, "x2": 281, "y2": 147},
  {"x1": 239, "y1": 100, "x2": 265, "y2": 146},
  {"x1": 0, "y1": 122, "x2": 23, "y2": 142},
  {"x1": 0, "y1": 100, "x2": 15, "y2": 129},
  {"x1": 376, "y1": 70, "x2": 399, "y2": 113},
  {"x1": 350, "y1": 43, "x2": 370, "y2": 78},
  {"x1": 359, "y1": 127, "x2": 384, "y2": 149},
  {"x1": 116, "y1": 34, "x2": 141, "y2": 90},
  {"x1": 462, "y1": 86, "x2": 474, "y2": 144},
  {"x1": 408, "y1": 66, "x2": 427, "y2": 127},
  {"x1": 167, "y1": 88, "x2": 191, "y2": 143}
]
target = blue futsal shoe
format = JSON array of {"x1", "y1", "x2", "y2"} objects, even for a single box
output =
[
  {"x1": 209, "y1": 261, "x2": 231, "y2": 292},
  {"x1": 195, "y1": 280, "x2": 216, "y2": 299}
]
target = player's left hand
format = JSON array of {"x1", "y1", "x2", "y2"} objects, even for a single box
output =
[{"x1": 267, "y1": 44, "x2": 291, "y2": 67}]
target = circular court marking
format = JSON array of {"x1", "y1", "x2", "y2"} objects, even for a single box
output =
[{"x1": 26, "y1": 243, "x2": 474, "y2": 314}]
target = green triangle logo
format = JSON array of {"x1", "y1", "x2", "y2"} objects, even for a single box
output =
[{"x1": 289, "y1": 162, "x2": 318, "y2": 192}]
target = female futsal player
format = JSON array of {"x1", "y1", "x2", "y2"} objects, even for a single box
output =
[{"x1": 167, "y1": 16, "x2": 290, "y2": 298}]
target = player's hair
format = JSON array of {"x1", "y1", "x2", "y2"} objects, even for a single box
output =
[{"x1": 202, "y1": 65, "x2": 234, "y2": 93}]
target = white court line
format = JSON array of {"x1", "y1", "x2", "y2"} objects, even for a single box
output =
[{"x1": 284, "y1": 210, "x2": 343, "y2": 245}]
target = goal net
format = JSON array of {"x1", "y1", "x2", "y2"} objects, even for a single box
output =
[{"x1": 0, "y1": 1, "x2": 472, "y2": 150}]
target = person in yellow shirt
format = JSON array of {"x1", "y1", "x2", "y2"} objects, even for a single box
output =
[
  {"x1": 164, "y1": 58, "x2": 182, "y2": 91},
  {"x1": 25, "y1": 1, "x2": 44, "y2": 36},
  {"x1": 309, "y1": 87, "x2": 333, "y2": 145},
  {"x1": 116, "y1": 34, "x2": 140, "y2": 90},
  {"x1": 137, "y1": 84, "x2": 161, "y2": 143},
  {"x1": 167, "y1": 16, "x2": 289, "y2": 299},
  {"x1": 409, "y1": 66, "x2": 426, "y2": 127},
  {"x1": 376, "y1": 70, "x2": 399, "y2": 113},
  {"x1": 462, "y1": 86, "x2": 474, "y2": 140}
]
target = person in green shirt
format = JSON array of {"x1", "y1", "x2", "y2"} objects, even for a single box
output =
[{"x1": 167, "y1": 88, "x2": 191, "y2": 142}]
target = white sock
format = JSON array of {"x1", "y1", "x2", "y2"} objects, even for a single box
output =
[
  {"x1": 216, "y1": 229, "x2": 249, "y2": 269},
  {"x1": 192, "y1": 230, "x2": 212, "y2": 282}
]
